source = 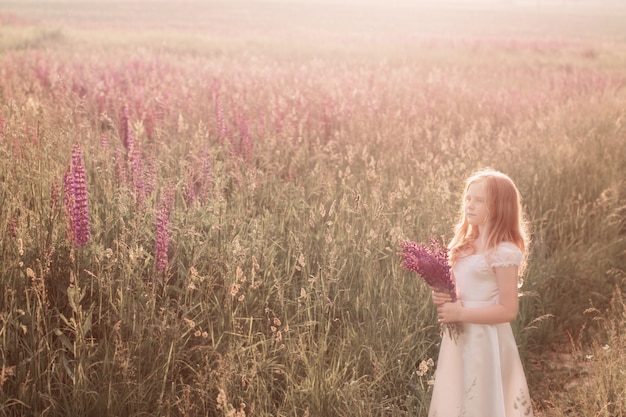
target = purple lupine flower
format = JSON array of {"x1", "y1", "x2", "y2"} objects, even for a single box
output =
[
  {"x1": 63, "y1": 143, "x2": 90, "y2": 247},
  {"x1": 399, "y1": 237, "x2": 461, "y2": 340},
  {"x1": 154, "y1": 204, "x2": 169, "y2": 273},
  {"x1": 71, "y1": 143, "x2": 90, "y2": 246},
  {"x1": 399, "y1": 238, "x2": 456, "y2": 299}
]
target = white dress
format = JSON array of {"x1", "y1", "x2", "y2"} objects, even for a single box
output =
[{"x1": 428, "y1": 242, "x2": 533, "y2": 417}]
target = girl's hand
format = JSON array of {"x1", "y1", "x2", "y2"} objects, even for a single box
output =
[
  {"x1": 437, "y1": 300, "x2": 463, "y2": 324},
  {"x1": 431, "y1": 290, "x2": 452, "y2": 307}
]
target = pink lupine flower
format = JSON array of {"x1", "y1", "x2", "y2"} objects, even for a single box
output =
[{"x1": 63, "y1": 143, "x2": 90, "y2": 247}]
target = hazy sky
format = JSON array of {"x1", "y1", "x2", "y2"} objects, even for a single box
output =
[{"x1": 1, "y1": 0, "x2": 624, "y2": 42}]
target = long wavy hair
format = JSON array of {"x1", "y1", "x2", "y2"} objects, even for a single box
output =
[{"x1": 448, "y1": 169, "x2": 529, "y2": 271}]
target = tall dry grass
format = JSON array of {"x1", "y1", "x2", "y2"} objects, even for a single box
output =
[{"x1": 1, "y1": 4, "x2": 625, "y2": 416}]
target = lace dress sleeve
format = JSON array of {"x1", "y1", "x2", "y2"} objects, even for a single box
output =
[{"x1": 489, "y1": 242, "x2": 523, "y2": 268}]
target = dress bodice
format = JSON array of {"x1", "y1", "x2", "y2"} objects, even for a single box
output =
[{"x1": 453, "y1": 242, "x2": 523, "y2": 305}]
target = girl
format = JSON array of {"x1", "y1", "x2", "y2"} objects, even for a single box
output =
[{"x1": 428, "y1": 169, "x2": 534, "y2": 417}]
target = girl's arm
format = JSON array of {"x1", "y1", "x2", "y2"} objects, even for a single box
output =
[{"x1": 437, "y1": 265, "x2": 519, "y2": 325}]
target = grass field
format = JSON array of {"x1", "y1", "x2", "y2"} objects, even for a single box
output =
[{"x1": 0, "y1": 1, "x2": 625, "y2": 416}]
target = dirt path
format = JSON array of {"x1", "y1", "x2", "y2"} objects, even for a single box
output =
[{"x1": 528, "y1": 347, "x2": 594, "y2": 416}]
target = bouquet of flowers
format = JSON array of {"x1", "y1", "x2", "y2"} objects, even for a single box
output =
[{"x1": 399, "y1": 237, "x2": 462, "y2": 340}]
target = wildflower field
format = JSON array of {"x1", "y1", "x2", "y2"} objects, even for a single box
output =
[{"x1": 1, "y1": 1, "x2": 625, "y2": 416}]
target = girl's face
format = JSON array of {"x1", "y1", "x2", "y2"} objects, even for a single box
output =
[{"x1": 464, "y1": 180, "x2": 490, "y2": 227}]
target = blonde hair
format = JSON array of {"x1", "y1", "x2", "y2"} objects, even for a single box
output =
[{"x1": 449, "y1": 169, "x2": 529, "y2": 269}]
